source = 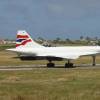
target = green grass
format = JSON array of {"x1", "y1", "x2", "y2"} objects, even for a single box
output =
[
  {"x1": 0, "y1": 68, "x2": 100, "y2": 100},
  {"x1": 0, "y1": 47, "x2": 100, "y2": 100},
  {"x1": 0, "y1": 44, "x2": 15, "y2": 51}
]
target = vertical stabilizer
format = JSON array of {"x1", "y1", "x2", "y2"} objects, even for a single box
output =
[{"x1": 16, "y1": 30, "x2": 44, "y2": 48}]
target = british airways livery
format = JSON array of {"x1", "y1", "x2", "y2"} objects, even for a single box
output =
[{"x1": 7, "y1": 30, "x2": 100, "y2": 67}]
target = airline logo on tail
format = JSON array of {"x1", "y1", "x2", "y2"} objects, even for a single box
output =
[{"x1": 16, "y1": 31, "x2": 32, "y2": 47}]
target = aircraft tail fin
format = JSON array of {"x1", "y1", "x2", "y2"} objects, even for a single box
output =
[{"x1": 16, "y1": 30, "x2": 44, "y2": 48}]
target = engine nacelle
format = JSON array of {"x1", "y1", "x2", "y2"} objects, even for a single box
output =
[
  {"x1": 19, "y1": 56, "x2": 63, "y2": 61},
  {"x1": 19, "y1": 56, "x2": 39, "y2": 60}
]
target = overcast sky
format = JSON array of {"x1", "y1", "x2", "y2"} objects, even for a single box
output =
[{"x1": 0, "y1": 0, "x2": 100, "y2": 39}]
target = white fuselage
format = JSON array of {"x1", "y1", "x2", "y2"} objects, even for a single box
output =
[{"x1": 9, "y1": 46, "x2": 100, "y2": 60}]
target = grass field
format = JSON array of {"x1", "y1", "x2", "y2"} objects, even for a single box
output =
[
  {"x1": 0, "y1": 68, "x2": 100, "y2": 100},
  {"x1": 0, "y1": 49, "x2": 100, "y2": 100}
]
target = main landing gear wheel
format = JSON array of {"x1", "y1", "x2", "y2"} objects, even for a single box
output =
[
  {"x1": 65, "y1": 60, "x2": 74, "y2": 68},
  {"x1": 92, "y1": 56, "x2": 96, "y2": 66},
  {"x1": 47, "y1": 60, "x2": 55, "y2": 68},
  {"x1": 65, "y1": 63, "x2": 73, "y2": 68}
]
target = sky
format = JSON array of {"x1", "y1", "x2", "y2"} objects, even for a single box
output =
[{"x1": 0, "y1": 0, "x2": 100, "y2": 39}]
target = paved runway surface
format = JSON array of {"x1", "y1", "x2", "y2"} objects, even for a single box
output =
[
  {"x1": 0, "y1": 68, "x2": 33, "y2": 71},
  {"x1": 0, "y1": 64, "x2": 100, "y2": 71}
]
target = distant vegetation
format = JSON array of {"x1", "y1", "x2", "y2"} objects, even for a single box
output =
[
  {"x1": 36, "y1": 36, "x2": 99, "y2": 46},
  {"x1": 0, "y1": 44, "x2": 15, "y2": 51}
]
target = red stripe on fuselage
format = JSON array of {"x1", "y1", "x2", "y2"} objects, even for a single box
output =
[
  {"x1": 16, "y1": 39, "x2": 32, "y2": 47},
  {"x1": 17, "y1": 35, "x2": 29, "y2": 38}
]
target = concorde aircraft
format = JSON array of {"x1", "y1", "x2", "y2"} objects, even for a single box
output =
[{"x1": 7, "y1": 30, "x2": 100, "y2": 67}]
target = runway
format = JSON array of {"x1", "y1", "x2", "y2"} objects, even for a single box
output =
[
  {"x1": 0, "y1": 64, "x2": 100, "y2": 71},
  {"x1": 0, "y1": 65, "x2": 45, "y2": 71},
  {"x1": 0, "y1": 67, "x2": 30, "y2": 71}
]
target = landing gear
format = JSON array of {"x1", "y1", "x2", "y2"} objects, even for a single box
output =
[
  {"x1": 65, "y1": 60, "x2": 74, "y2": 68},
  {"x1": 46, "y1": 60, "x2": 74, "y2": 68},
  {"x1": 92, "y1": 56, "x2": 96, "y2": 66},
  {"x1": 65, "y1": 63, "x2": 73, "y2": 68},
  {"x1": 47, "y1": 60, "x2": 55, "y2": 68}
]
